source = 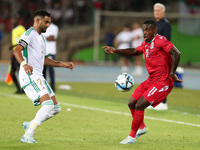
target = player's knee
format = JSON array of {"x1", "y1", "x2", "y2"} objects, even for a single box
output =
[
  {"x1": 54, "y1": 103, "x2": 61, "y2": 115},
  {"x1": 128, "y1": 101, "x2": 133, "y2": 109},
  {"x1": 42, "y1": 100, "x2": 54, "y2": 111},
  {"x1": 135, "y1": 97, "x2": 149, "y2": 110},
  {"x1": 135, "y1": 102, "x2": 143, "y2": 110},
  {"x1": 128, "y1": 97, "x2": 136, "y2": 109},
  {"x1": 55, "y1": 107, "x2": 61, "y2": 114}
]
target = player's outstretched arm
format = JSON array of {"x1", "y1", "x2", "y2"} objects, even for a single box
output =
[
  {"x1": 169, "y1": 46, "x2": 182, "y2": 83},
  {"x1": 103, "y1": 46, "x2": 115, "y2": 53},
  {"x1": 45, "y1": 57, "x2": 74, "y2": 71},
  {"x1": 102, "y1": 46, "x2": 141, "y2": 56}
]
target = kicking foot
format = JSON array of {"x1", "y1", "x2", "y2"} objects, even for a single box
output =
[
  {"x1": 119, "y1": 136, "x2": 136, "y2": 144},
  {"x1": 21, "y1": 134, "x2": 37, "y2": 143},
  {"x1": 136, "y1": 126, "x2": 149, "y2": 139}
]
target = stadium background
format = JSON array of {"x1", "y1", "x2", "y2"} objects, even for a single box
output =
[
  {"x1": 0, "y1": 0, "x2": 200, "y2": 67},
  {"x1": 0, "y1": 1, "x2": 200, "y2": 149}
]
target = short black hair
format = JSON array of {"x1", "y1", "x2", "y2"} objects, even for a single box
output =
[
  {"x1": 34, "y1": 10, "x2": 51, "y2": 18},
  {"x1": 124, "y1": 24, "x2": 130, "y2": 28},
  {"x1": 143, "y1": 19, "x2": 157, "y2": 28}
]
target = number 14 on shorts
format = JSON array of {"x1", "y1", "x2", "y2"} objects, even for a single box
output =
[{"x1": 147, "y1": 85, "x2": 169, "y2": 97}]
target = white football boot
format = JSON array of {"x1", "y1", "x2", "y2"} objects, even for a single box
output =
[
  {"x1": 119, "y1": 136, "x2": 136, "y2": 144},
  {"x1": 21, "y1": 134, "x2": 37, "y2": 143},
  {"x1": 136, "y1": 126, "x2": 149, "y2": 139}
]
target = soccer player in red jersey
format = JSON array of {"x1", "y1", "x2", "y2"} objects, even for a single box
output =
[{"x1": 103, "y1": 19, "x2": 182, "y2": 144}]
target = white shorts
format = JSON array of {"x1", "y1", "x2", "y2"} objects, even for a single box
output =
[{"x1": 22, "y1": 75, "x2": 55, "y2": 106}]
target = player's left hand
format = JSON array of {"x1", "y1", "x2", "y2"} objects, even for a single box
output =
[
  {"x1": 102, "y1": 46, "x2": 115, "y2": 53},
  {"x1": 62, "y1": 62, "x2": 74, "y2": 71},
  {"x1": 171, "y1": 74, "x2": 183, "y2": 83}
]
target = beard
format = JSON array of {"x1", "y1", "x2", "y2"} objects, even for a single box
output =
[
  {"x1": 41, "y1": 28, "x2": 47, "y2": 33},
  {"x1": 39, "y1": 26, "x2": 47, "y2": 33}
]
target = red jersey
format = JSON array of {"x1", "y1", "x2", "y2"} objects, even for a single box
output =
[{"x1": 136, "y1": 34, "x2": 174, "y2": 83}]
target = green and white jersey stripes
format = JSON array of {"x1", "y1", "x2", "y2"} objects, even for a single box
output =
[
  {"x1": 31, "y1": 81, "x2": 41, "y2": 93},
  {"x1": 20, "y1": 74, "x2": 55, "y2": 106},
  {"x1": 19, "y1": 27, "x2": 47, "y2": 77}
]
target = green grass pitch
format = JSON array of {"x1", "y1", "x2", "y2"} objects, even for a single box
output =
[{"x1": 0, "y1": 82, "x2": 200, "y2": 150}]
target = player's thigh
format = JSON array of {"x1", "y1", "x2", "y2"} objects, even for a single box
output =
[
  {"x1": 131, "y1": 80, "x2": 148, "y2": 100},
  {"x1": 128, "y1": 96, "x2": 137, "y2": 109},
  {"x1": 142, "y1": 83, "x2": 173, "y2": 107},
  {"x1": 23, "y1": 78, "x2": 55, "y2": 106}
]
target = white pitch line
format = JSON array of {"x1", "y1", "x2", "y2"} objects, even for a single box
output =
[
  {"x1": 0, "y1": 93, "x2": 27, "y2": 99},
  {"x1": 60, "y1": 102, "x2": 200, "y2": 128},
  {"x1": 1, "y1": 93, "x2": 200, "y2": 127}
]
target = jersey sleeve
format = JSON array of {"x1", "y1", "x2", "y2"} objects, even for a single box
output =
[
  {"x1": 159, "y1": 36, "x2": 174, "y2": 53},
  {"x1": 18, "y1": 32, "x2": 31, "y2": 49},
  {"x1": 136, "y1": 42, "x2": 145, "y2": 53}
]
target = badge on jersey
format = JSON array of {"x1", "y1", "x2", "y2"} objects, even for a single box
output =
[
  {"x1": 145, "y1": 49, "x2": 149, "y2": 58},
  {"x1": 150, "y1": 42, "x2": 154, "y2": 49}
]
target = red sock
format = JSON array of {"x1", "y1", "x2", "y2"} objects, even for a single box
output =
[
  {"x1": 130, "y1": 108, "x2": 135, "y2": 117},
  {"x1": 139, "y1": 121, "x2": 146, "y2": 129},
  {"x1": 129, "y1": 109, "x2": 146, "y2": 130},
  {"x1": 129, "y1": 110, "x2": 144, "y2": 138}
]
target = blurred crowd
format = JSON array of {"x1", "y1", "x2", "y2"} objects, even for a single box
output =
[{"x1": 0, "y1": 0, "x2": 173, "y2": 32}]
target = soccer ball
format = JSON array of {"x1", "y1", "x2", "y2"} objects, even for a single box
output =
[{"x1": 115, "y1": 73, "x2": 134, "y2": 92}]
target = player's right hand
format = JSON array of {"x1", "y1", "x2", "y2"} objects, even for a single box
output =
[
  {"x1": 23, "y1": 64, "x2": 33, "y2": 75},
  {"x1": 61, "y1": 62, "x2": 74, "y2": 71},
  {"x1": 171, "y1": 74, "x2": 183, "y2": 83},
  {"x1": 102, "y1": 46, "x2": 115, "y2": 54}
]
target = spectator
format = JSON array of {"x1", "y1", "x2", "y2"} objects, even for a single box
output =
[
  {"x1": 150, "y1": 3, "x2": 171, "y2": 110},
  {"x1": 43, "y1": 21, "x2": 59, "y2": 92},
  {"x1": 131, "y1": 22, "x2": 143, "y2": 76},
  {"x1": 9, "y1": 15, "x2": 26, "y2": 94},
  {"x1": 114, "y1": 24, "x2": 132, "y2": 73}
]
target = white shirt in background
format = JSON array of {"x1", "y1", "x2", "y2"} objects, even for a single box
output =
[
  {"x1": 43, "y1": 23, "x2": 59, "y2": 55},
  {"x1": 116, "y1": 31, "x2": 132, "y2": 49},
  {"x1": 131, "y1": 28, "x2": 143, "y2": 48}
]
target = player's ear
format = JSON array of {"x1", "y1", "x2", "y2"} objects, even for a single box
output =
[{"x1": 34, "y1": 16, "x2": 41, "y2": 24}]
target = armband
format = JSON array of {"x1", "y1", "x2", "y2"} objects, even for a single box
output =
[
  {"x1": 18, "y1": 39, "x2": 28, "y2": 48},
  {"x1": 20, "y1": 61, "x2": 27, "y2": 67}
]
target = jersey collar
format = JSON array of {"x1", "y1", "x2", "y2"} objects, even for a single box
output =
[{"x1": 148, "y1": 34, "x2": 157, "y2": 43}]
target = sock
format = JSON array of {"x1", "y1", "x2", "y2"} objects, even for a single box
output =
[
  {"x1": 130, "y1": 109, "x2": 146, "y2": 130},
  {"x1": 130, "y1": 108, "x2": 135, "y2": 117},
  {"x1": 129, "y1": 110, "x2": 144, "y2": 138},
  {"x1": 26, "y1": 121, "x2": 38, "y2": 136},
  {"x1": 43, "y1": 103, "x2": 61, "y2": 122},
  {"x1": 139, "y1": 121, "x2": 146, "y2": 129},
  {"x1": 26, "y1": 100, "x2": 54, "y2": 136}
]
